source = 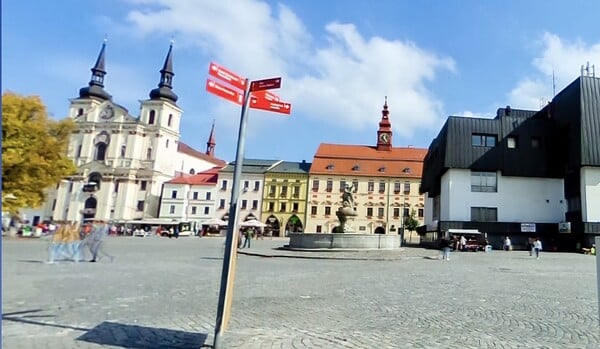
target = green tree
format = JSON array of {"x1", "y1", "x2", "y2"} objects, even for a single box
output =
[
  {"x1": 404, "y1": 208, "x2": 420, "y2": 232},
  {"x1": 2, "y1": 92, "x2": 76, "y2": 212}
]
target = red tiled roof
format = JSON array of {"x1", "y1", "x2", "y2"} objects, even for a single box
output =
[
  {"x1": 310, "y1": 143, "x2": 427, "y2": 178},
  {"x1": 177, "y1": 142, "x2": 226, "y2": 167},
  {"x1": 166, "y1": 167, "x2": 220, "y2": 185}
]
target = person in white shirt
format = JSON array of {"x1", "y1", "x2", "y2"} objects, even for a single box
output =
[
  {"x1": 459, "y1": 235, "x2": 467, "y2": 251},
  {"x1": 503, "y1": 236, "x2": 512, "y2": 251},
  {"x1": 533, "y1": 238, "x2": 543, "y2": 259}
]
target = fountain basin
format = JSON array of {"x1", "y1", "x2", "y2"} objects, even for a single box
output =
[{"x1": 287, "y1": 233, "x2": 401, "y2": 250}]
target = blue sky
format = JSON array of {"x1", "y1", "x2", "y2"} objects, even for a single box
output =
[{"x1": 3, "y1": 0, "x2": 600, "y2": 163}]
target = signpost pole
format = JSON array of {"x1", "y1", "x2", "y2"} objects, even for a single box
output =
[{"x1": 213, "y1": 79, "x2": 251, "y2": 349}]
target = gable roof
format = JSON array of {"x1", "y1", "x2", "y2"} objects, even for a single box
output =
[
  {"x1": 310, "y1": 143, "x2": 427, "y2": 178},
  {"x1": 268, "y1": 161, "x2": 312, "y2": 174},
  {"x1": 177, "y1": 142, "x2": 226, "y2": 167},
  {"x1": 221, "y1": 159, "x2": 282, "y2": 173},
  {"x1": 165, "y1": 167, "x2": 220, "y2": 185}
]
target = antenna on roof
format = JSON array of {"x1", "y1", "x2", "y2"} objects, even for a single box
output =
[{"x1": 581, "y1": 61, "x2": 596, "y2": 77}]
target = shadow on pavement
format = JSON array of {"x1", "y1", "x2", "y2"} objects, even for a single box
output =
[
  {"x1": 3, "y1": 309, "x2": 87, "y2": 331},
  {"x1": 77, "y1": 321, "x2": 208, "y2": 349}
]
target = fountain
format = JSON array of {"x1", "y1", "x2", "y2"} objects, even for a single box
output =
[{"x1": 287, "y1": 185, "x2": 401, "y2": 250}]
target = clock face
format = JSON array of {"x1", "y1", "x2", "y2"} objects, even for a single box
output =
[
  {"x1": 100, "y1": 106, "x2": 115, "y2": 119},
  {"x1": 379, "y1": 133, "x2": 390, "y2": 143}
]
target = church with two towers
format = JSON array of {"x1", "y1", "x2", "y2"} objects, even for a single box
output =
[{"x1": 46, "y1": 41, "x2": 225, "y2": 223}]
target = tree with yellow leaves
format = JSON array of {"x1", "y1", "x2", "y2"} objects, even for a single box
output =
[{"x1": 2, "y1": 92, "x2": 76, "y2": 213}]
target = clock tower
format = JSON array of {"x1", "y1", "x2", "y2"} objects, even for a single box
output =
[{"x1": 376, "y1": 97, "x2": 392, "y2": 151}]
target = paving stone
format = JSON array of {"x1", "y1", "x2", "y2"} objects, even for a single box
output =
[{"x1": 2, "y1": 237, "x2": 599, "y2": 348}]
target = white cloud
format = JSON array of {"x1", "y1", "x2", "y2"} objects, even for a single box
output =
[
  {"x1": 454, "y1": 110, "x2": 487, "y2": 119},
  {"x1": 119, "y1": 0, "x2": 455, "y2": 140},
  {"x1": 508, "y1": 33, "x2": 600, "y2": 109}
]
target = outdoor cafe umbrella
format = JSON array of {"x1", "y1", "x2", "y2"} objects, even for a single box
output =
[
  {"x1": 201, "y1": 217, "x2": 227, "y2": 226},
  {"x1": 239, "y1": 219, "x2": 267, "y2": 228}
]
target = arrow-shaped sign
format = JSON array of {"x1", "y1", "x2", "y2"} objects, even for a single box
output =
[
  {"x1": 208, "y1": 62, "x2": 246, "y2": 91},
  {"x1": 251, "y1": 90, "x2": 280, "y2": 102},
  {"x1": 206, "y1": 79, "x2": 244, "y2": 105},
  {"x1": 249, "y1": 97, "x2": 291, "y2": 115}
]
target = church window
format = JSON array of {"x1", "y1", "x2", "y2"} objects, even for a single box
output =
[
  {"x1": 146, "y1": 147, "x2": 152, "y2": 160},
  {"x1": 166, "y1": 139, "x2": 169, "y2": 148},
  {"x1": 95, "y1": 143, "x2": 107, "y2": 161},
  {"x1": 76, "y1": 144, "x2": 82, "y2": 158},
  {"x1": 149, "y1": 110, "x2": 156, "y2": 124},
  {"x1": 189, "y1": 168, "x2": 195, "y2": 175},
  {"x1": 77, "y1": 108, "x2": 84, "y2": 116},
  {"x1": 168, "y1": 114, "x2": 173, "y2": 127},
  {"x1": 120, "y1": 144, "x2": 126, "y2": 157}
]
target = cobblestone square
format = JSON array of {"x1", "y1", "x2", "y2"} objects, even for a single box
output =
[{"x1": 2, "y1": 237, "x2": 599, "y2": 348}]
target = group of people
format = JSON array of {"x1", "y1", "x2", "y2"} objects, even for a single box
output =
[
  {"x1": 439, "y1": 234, "x2": 544, "y2": 260},
  {"x1": 526, "y1": 237, "x2": 543, "y2": 259},
  {"x1": 45, "y1": 220, "x2": 114, "y2": 263}
]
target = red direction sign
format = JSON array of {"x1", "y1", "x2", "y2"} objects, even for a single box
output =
[
  {"x1": 206, "y1": 79, "x2": 244, "y2": 105},
  {"x1": 208, "y1": 62, "x2": 246, "y2": 91},
  {"x1": 250, "y1": 77, "x2": 281, "y2": 92},
  {"x1": 251, "y1": 90, "x2": 280, "y2": 102},
  {"x1": 249, "y1": 97, "x2": 291, "y2": 115}
]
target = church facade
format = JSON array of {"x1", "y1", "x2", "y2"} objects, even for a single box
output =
[{"x1": 46, "y1": 42, "x2": 225, "y2": 223}]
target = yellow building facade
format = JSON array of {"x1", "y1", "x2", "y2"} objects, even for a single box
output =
[{"x1": 261, "y1": 161, "x2": 311, "y2": 237}]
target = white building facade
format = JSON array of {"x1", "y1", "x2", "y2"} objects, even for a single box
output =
[{"x1": 46, "y1": 42, "x2": 224, "y2": 223}]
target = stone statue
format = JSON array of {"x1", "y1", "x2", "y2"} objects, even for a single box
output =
[{"x1": 335, "y1": 185, "x2": 358, "y2": 233}]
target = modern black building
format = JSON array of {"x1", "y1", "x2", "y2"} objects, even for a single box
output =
[{"x1": 419, "y1": 74, "x2": 600, "y2": 251}]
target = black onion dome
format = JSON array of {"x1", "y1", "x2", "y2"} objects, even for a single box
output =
[
  {"x1": 79, "y1": 41, "x2": 112, "y2": 100},
  {"x1": 149, "y1": 42, "x2": 178, "y2": 102}
]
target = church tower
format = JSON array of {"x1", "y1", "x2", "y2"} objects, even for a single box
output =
[
  {"x1": 139, "y1": 42, "x2": 182, "y2": 175},
  {"x1": 376, "y1": 97, "x2": 393, "y2": 151}
]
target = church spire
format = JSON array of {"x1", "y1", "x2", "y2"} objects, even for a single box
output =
[
  {"x1": 149, "y1": 41, "x2": 178, "y2": 103},
  {"x1": 79, "y1": 39, "x2": 112, "y2": 100},
  {"x1": 206, "y1": 121, "x2": 216, "y2": 156}
]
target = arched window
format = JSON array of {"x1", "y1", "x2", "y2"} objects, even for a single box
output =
[
  {"x1": 77, "y1": 108, "x2": 84, "y2": 116},
  {"x1": 121, "y1": 144, "x2": 126, "y2": 157},
  {"x1": 95, "y1": 143, "x2": 107, "y2": 161},
  {"x1": 168, "y1": 114, "x2": 173, "y2": 127},
  {"x1": 76, "y1": 144, "x2": 82, "y2": 158},
  {"x1": 166, "y1": 139, "x2": 169, "y2": 148},
  {"x1": 146, "y1": 147, "x2": 152, "y2": 160},
  {"x1": 88, "y1": 172, "x2": 102, "y2": 190},
  {"x1": 189, "y1": 168, "x2": 195, "y2": 175},
  {"x1": 149, "y1": 110, "x2": 156, "y2": 124}
]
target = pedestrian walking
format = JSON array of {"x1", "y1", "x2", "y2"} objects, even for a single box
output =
[
  {"x1": 440, "y1": 235, "x2": 451, "y2": 260},
  {"x1": 242, "y1": 228, "x2": 253, "y2": 248},
  {"x1": 89, "y1": 220, "x2": 115, "y2": 263},
  {"x1": 533, "y1": 238, "x2": 543, "y2": 259},
  {"x1": 503, "y1": 236, "x2": 512, "y2": 251}
]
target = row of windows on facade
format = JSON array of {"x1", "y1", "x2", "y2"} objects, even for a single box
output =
[
  {"x1": 472, "y1": 133, "x2": 542, "y2": 149},
  {"x1": 66, "y1": 170, "x2": 497, "y2": 196},
  {"x1": 76, "y1": 108, "x2": 174, "y2": 127},
  {"x1": 310, "y1": 206, "x2": 423, "y2": 218},
  {"x1": 310, "y1": 179, "x2": 414, "y2": 193},
  {"x1": 164, "y1": 202, "x2": 424, "y2": 218},
  {"x1": 77, "y1": 142, "x2": 170, "y2": 162}
]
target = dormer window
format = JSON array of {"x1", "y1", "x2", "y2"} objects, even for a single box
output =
[
  {"x1": 378, "y1": 167, "x2": 386, "y2": 173},
  {"x1": 403, "y1": 167, "x2": 411, "y2": 173},
  {"x1": 352, "y1": 165, "x2": 360, "y2": 171},
  {"x1": 326, "y1": 164, "x2": 334, "y2": 171}
]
